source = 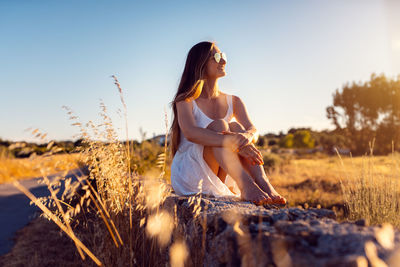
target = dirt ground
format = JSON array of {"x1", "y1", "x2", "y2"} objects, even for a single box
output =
[{"x1": 0, "y1": 217, "x2": 83, "y2": 267}]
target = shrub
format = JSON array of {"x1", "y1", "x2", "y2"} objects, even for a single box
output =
[
  {"x1": 129, "y1": 140, "x2": 171, "y2": 177},
  {"x1": 262, "y1": 152, "x2": 291, "y2": 173},
  {"x1": 279, "y1": 133, "x2": 294, "y2": 148},
  {"x1": 256, "y1": 136, "x2": 266, "y2": 147},
  {"x1": 293, "y1": 130, "x2": 315, "y2": 148}
]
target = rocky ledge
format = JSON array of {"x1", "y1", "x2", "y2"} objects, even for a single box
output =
[{"x1": 162, "y1": 194, "x2": 400, "y2": 267}]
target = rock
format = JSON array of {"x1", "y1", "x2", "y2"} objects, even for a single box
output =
[{"x1": 161, "y1": 193, "x2": 400, "y2": 267}]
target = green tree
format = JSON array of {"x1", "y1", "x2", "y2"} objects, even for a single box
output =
[{"x1": 326, "y1": 73, "x2": 400, "y2": 155}]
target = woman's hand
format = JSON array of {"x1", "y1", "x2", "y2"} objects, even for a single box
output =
[
  {"x1": 221, "y1": 131, "x2": 263, "y2": 165},
  {"x1": 221, "y1": 131, "x2": 253, "y2": 150},
  {"x1": 238, "y1": 144, "x2": 264, "y2": 166}
]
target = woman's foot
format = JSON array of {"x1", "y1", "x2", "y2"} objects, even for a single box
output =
[
  {"x1": 256, "y1": 176, "x2": 287, "y2": 205},
  {"x1": 240, "y1": 181, "x2": 273, "y2": 205}
]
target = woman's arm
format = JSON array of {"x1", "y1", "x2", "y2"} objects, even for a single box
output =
[
  {"x1": 176, "y1": 100, "x2": 241, "y2": 148},
  {"x1": 231, "y1": 95, "x2": 259, "y2": 144}
]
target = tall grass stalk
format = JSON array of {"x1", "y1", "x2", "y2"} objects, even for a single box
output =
[
  {"x1": 111, "y1": 74, "x2": 135, "y2": 267},
  {"x1": 337, "y1": 140, "x2": 400, "y2": 227},
  {"x1": 156, "y1": 107, "x2": 169, "y2": 179}
]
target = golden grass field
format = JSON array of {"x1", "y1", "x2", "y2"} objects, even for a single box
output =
[
  {"x1": 1, "y1": 149, "x2": 399, "y2": 266},
  {"x1": 0, "y1": 153, "x2": 83, "y2": 184},
  {"x1": 1, "y1": 150, "x2": 398, "y2": 221},
  {"x1": 271, "y1": 154, "x2": 400, "y2": 207}
]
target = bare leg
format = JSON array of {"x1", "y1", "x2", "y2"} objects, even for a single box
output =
[
  {"x1": 203, "y1": 119, "x2": 270, "y2": 204},
  {"x1": 228, "y1": 122, "x2": 286, "y2": 204}
]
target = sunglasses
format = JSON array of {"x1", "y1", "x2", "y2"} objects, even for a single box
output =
[{"x1": 212, "y1": 52, "x2": 227, "y2": 63}]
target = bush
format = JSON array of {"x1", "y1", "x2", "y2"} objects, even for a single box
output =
[
  {"x1": 315, "y1": 132, "x2": 348, "y2": 154},
  {"x1": 279, "y1": 134, "x2": 294, "y2": 148},
  {"x1": 293, "y1": 130, "x2": 315, "y2": 148},
  {"x1": 262, "y1": 152, "x2": 292, "y2": 173},
  {"x1": 256, "y1": 136, "x2": 266, "y2": 147},
  {"x1": 129, "y1": 140, "x2": 170, "y2": 176}
]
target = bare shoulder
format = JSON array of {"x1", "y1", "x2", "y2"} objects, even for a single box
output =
[
  {"x1": 176, "y1": 99, "x2": 193, "y2": 107},
  {"x1": 220, "y1": 92, "x2": 241, "y2": 103},
  {"x1": 176, "y1": 99, "x2": 194, "y2": 113},
  {"x1": 175, "y1": 99, "x2": 196, "y2": 130},
  {"x1": 231, "y1": 95, "x2": 241, "y2": 102},
  {"x1": 231, "y1": 95, "x2": 245, "y2": 107}
]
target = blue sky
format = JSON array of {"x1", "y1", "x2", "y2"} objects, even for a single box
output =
[{"x1": 1, "y1": 0, "x2": 399, "y2": 142}]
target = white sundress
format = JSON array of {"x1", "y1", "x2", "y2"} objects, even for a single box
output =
[{"x1": 171, "y1": 94, "x2": 241, "y2": 197}]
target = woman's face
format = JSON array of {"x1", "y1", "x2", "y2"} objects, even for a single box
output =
[{"x1": 204, "y1": 46, "x2": 226, "y2": 80}]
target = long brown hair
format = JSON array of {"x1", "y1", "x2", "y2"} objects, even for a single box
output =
[{"x1": 170, "y1": 41, "x2": 215, "y2": 156}]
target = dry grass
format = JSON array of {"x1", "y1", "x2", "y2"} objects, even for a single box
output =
[
  {"x1": 265, "y1": 152, "x2": 400, "y2": 226},
  {"x1": 269, "y1": 156, "x2": 344, "y2": 208},
  {"x1": 5, "y1": 76, "x2": 178, "y2": 266},
  {"x1": 338, "y1": 151, "x2": 400, "y2": 228},
  {"x1": 0, "y1": 153, "x2": 83, "y2": 184},
  {"x1": 268, "y1": 154, "x2": 397, "y2": 204}
]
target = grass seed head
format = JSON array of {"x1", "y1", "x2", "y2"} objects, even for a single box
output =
[
  {"x1": 146, "y1": 210, "x2": 174, "y2": 247},
  {"x1": 169, "y1": 240, "x2": 189, "y2": 267},
  {"x1": 375, "y1": 223, "x2": 394, "y2": 250}
]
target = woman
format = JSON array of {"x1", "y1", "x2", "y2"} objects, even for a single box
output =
[{"x1": 170, "y1": 41, "x2": 286, "y2": 205}]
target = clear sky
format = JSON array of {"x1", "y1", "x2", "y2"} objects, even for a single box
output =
[{"x1": 1, "y1": 0, "x2": 399, "y2": 142}]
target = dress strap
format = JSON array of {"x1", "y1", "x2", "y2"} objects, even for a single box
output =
[
  {"x1": 224, "y1": 94, "x2": 234, "y2": 121},
  {"x1": 192, "y1": 99, "x2": 198, "y2": 111},
  {"x1": 227, "y1": 94, "x2": 233, "y2": 110}
]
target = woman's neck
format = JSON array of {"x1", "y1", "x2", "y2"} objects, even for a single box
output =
[{"x1": 200, "y1": 79, "x2": 219, "y2": 99}]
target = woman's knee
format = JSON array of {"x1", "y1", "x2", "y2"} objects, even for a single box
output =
[
  {"x1": 207, "y1": 119, "x2": 230, "y2": 131},
  {"x1": 229, "y1": 121, "x2": 245, "y2": 132}
]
